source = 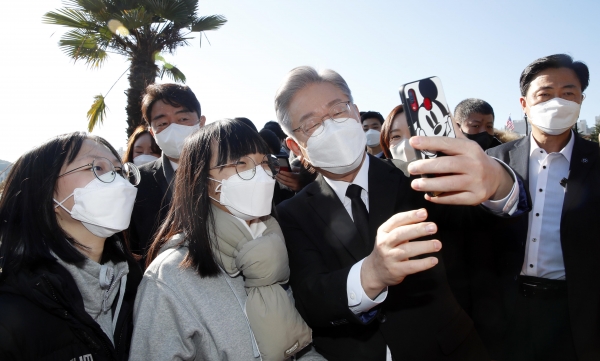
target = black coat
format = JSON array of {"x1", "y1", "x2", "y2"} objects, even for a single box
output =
[
  {"x1": 129, "y1": 154, "x2": 175, "y2": 264},
  {"x1": 485, "y1": 135, "x2": 600, "y2": 360},
  {"x1": 277, "y1": 155, "x2": 494, "y2": 361},
  {"x1": 0, "y1": 242, "x2": 142, "y2": 361}
]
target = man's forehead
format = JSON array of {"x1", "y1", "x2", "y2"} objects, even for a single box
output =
[{"x1": 529, "y1": 68, "x2": 581, "y2": 90}]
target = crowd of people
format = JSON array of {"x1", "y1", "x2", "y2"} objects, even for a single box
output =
[{"x1": 0, "y1": 53, "x2": 598, "y2": 361}]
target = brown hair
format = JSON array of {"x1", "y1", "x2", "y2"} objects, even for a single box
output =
[
  {"x1": 123, "y1": 125, "x2": 161, "y2": 163},
  {"x1": 380, "y1": 105, "x2": 404, "y2": 159}
]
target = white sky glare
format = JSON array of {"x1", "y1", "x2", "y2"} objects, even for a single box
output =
[{"x1": 1, "y1": 0, "x2": 599, "y2": 162}]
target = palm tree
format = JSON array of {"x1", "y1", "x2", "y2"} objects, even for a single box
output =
[{"x1": 43, "y1": 0, "x2": 226, "y2": 137}]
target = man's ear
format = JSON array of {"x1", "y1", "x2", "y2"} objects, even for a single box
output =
[
  {"x1": 286, "y1": 137, "x2": 303, "y2": 158},
  {"x1": 519, "y1": 96, "x2": 527, "y2": 114},
  {"x1": 199, "y1": 115, "x2": 207, "y2": 127}
]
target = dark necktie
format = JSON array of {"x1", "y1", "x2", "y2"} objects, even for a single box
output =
[{"x1": 346, "y1": 184, "x2": 370, "y2": 246}]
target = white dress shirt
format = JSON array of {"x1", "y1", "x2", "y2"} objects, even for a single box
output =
[
  {"x1": 521, "y1": 132, "x2": 574, "y2": 280},
  {"x1": 323, "y1": 155, "x2": 390, "y2": 314}
]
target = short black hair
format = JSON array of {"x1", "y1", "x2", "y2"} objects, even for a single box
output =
[
  {"x1": 259, "y1": 129, "x2": 282, "y2": 154},
  {"x1": 0, "y1": 132, "x2": 127, "y2": 280},
  {"x1": 454, "y1": 98, "x2": 495, "y2": 123},
  {"x1": 233, "y1": 117, "x2": 258, "y2": 133},
  {"x1": 520, "y1": 54, "x2": 589, "y2": 96},
  {"x1": 263, "y1": 121, "x2": 287, "y2": 142},
  {"x1": 141, "y1": 83, "x2": 201, "y2": 125},
  {"x1": 360, "y1": 111, "x2": 385, "y2": 125}
]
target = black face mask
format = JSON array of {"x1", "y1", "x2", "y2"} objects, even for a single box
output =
[{"x1": 463, "y1": 131, "x2": 497, "y2": 150}]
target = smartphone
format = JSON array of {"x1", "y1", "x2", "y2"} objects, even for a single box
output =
[
  {"x1": 399, "y1": 76, "x2": 455, "y2": 195},
  {"x1": 277, "y1": 155, "x2": 291, "y2": 172}
]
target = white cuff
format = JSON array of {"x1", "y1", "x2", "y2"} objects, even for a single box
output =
[
  {"x1": 481, "y1": 157, "x2": 519, "y2": 216},
  {"x1": 347, "y1": 258, "x2": 388, "y2": 314}
]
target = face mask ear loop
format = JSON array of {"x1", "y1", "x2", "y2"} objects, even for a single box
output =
[
  {"x1": 53, "y1": 193, "x2": 74, "y2": 214},
  {"x1": 208, "y1": 178, "x2": 223, "y2": 204}
]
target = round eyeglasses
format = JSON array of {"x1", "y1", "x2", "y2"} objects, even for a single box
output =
[
  {"x1": 210, "y1": 154, "x2": 280, "y2": 180},
  {"x1": 292, "y1": 101, "x2": 353, "y2": 137},
  {"x1": 58, "y1": 157, "x2": 141, "y2": 186}
]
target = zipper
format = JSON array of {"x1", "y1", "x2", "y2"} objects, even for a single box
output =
[{"x1": 41, "y1": 274, "x2": 117, "y2": 360}]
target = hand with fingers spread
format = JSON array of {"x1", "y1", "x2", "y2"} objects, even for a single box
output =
[
  {"x1": 407, "y1": 135, "x2": 514, "y2": 205},
  {"x1": 360, "y1": 208, "x2": 441, "y2": 299}
]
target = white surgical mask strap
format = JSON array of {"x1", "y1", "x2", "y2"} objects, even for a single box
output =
[{"x1": 53, "y1": 193, "x2": 75, "y2": 214}]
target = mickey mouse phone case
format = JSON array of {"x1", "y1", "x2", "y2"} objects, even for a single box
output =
[
  {"x1": 399, "y1": 76, "x2": 455, "y2": 196},
  {"x1": 399, "y1": 76, "x2": 455, "y2": 160}
]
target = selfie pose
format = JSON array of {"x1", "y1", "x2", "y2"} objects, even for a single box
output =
[
  {"x1": 130, "y1": 119, "x2": 323, "y2": 361},
  {"x1": 0, "y1": 132, "x2": 142, "y2": 360}
]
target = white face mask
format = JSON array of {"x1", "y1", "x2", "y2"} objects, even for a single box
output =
[
  {"x1": 133, "y1": 154, "x2": 159, "y2": 166},
  {"x1": 153, "y1": 123, "x2": 200, "y2": 159},
  {"x1": 364, "y1": 129, "x2": 381, "y2": 147},
  {"x1": 528, "y1": 97, "x2": 581, "y2": 135},
  {"x1": 54, "y1": 176, "x2": 138, "y2": 238},
  {"x1": 209, "y1": 168, "x2": 276, "y2": 221},
  {"x1": 390, "y1": 139, "x2": 417, "y2": 162},
  {"x1": 301, "y1": 118, "x2": 367, "y2": 174}
]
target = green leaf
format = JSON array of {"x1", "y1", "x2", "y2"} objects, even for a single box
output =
[
  {"x1": 191, "y1": 14, "x2": 227, "y2": 32},
  {"x1": 158, "y1": 64, "x2": 186, "y2": 83},
  {"x1": 118, "y1": 8, "x2": 154, "y2": 30},
  {"x1": 59, "y1": 29, "x2": 109, "y2": 67},
  {"x1": 87, "y1": 95, "x2": 108, "y2": 132},
  {"x1": 42, "y1": 8, "x2": 97, "y2": 29},
  {"x1": 145, "y1": 0, "x2": 192, "y2": 25}
]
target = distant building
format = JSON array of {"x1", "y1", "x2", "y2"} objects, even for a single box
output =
[
  {"x1": 595, "y1": 115, "x2": 600, "y2": 126},
  {"x1": 576, "y1": 119, "x2": 589, "y2": 135},
  {"x1": 505, "y1": 118, "x2": 528, "y2": 136}
]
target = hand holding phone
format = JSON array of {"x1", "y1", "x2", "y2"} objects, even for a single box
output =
[{"x1": 399, "y1": 76, "x2": 455, "y2": 196}]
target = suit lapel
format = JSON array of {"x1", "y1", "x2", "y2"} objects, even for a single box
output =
[
  {"x1": 306, "y1": 175, "x2": 368, "y2": 261},
  {"x1": 508, "y1": 136, "x2": 531, "y2": 193},
  {"x1": 367, "y1": 157, "x2": 401, "y2": 247},
  {"x1": 152, "y1": 156, "x2": 172, "y2": 205}
]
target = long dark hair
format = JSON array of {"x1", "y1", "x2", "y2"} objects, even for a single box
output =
[
  {"x1": 147, "y1": 119, "x2": 270, "y2": 276},
  {"x1": 0, "y1": 132, "x2": 125, "y2": 281}
]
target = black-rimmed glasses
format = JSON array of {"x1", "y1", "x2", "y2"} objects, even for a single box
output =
[
  {"x1": 292, "y1": 101, "x2": 353, "y2": 137},
  {"x1": 58, "y1": 157, "x2": 141, "y2": 186},
  {"x1": 210, "y1": 154, "x2": 280, "y2": 180}
]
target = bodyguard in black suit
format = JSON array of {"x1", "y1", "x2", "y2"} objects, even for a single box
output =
[
  {"x1": 128, "y1": 84, "x2": 205, "y2": 263},
  {"x1": 129, "y1": 153, "x2": 175, "y2": 257},
  {"x1": 483, "y1": 54, "x2": 600, "y2": 361},
  {"x1": 274, "y1": 66, "x2": 524, "y2": 361}
]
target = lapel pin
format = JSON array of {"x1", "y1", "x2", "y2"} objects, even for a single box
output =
[{"x1": 582, "y1": 158, "x2": 588, "y2": 163}]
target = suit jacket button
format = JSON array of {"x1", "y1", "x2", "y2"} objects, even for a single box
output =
[{"x1": 377, "y1": 312, "x2": 387, "y2": 323}]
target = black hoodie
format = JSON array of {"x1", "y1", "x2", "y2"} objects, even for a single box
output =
[{"x1": 0, "y1": 242, "x2": 142, "y2": 361}]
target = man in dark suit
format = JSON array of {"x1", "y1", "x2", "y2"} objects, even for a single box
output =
[
  {"x1": 484, "y1": 54, "x2": 600, "y2": 361},
  {"x1": 129, "y1": 83, "x2": 205, "y2": 264},
  {"x1": 274, "y1": 66, "x2": 524, "y2": 361}
]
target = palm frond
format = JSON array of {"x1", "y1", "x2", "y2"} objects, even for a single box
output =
[
  {"x1": 190, "y1": 14, "x2": 227, "y2": 32},
  {"x1": 87, "y1": 95, "x2": 108, "y2": 132},
  {"x1": 59, "y1": 29, "x2": 109, "y2": 67},
  {"x1": 158, "y1": 63, "x2": 186, "y2": 83},
  {"x1": 145, "y1": 0, "x2": 193, "y2": 25},
  {"x1": 42, "y1": 8, "x2": 98, "y2": 29},
  {"x1": 118, "y1": 8, "x2": 154, "y2": 31}
]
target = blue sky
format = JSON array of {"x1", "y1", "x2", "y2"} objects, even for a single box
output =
[{"x1": 1, "y1": 0, "x2": 599, "y2": 162}]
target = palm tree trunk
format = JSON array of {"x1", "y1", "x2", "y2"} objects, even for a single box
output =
[{"x1": 125, "y1": 53, "x2": 158, "y2": 138}]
